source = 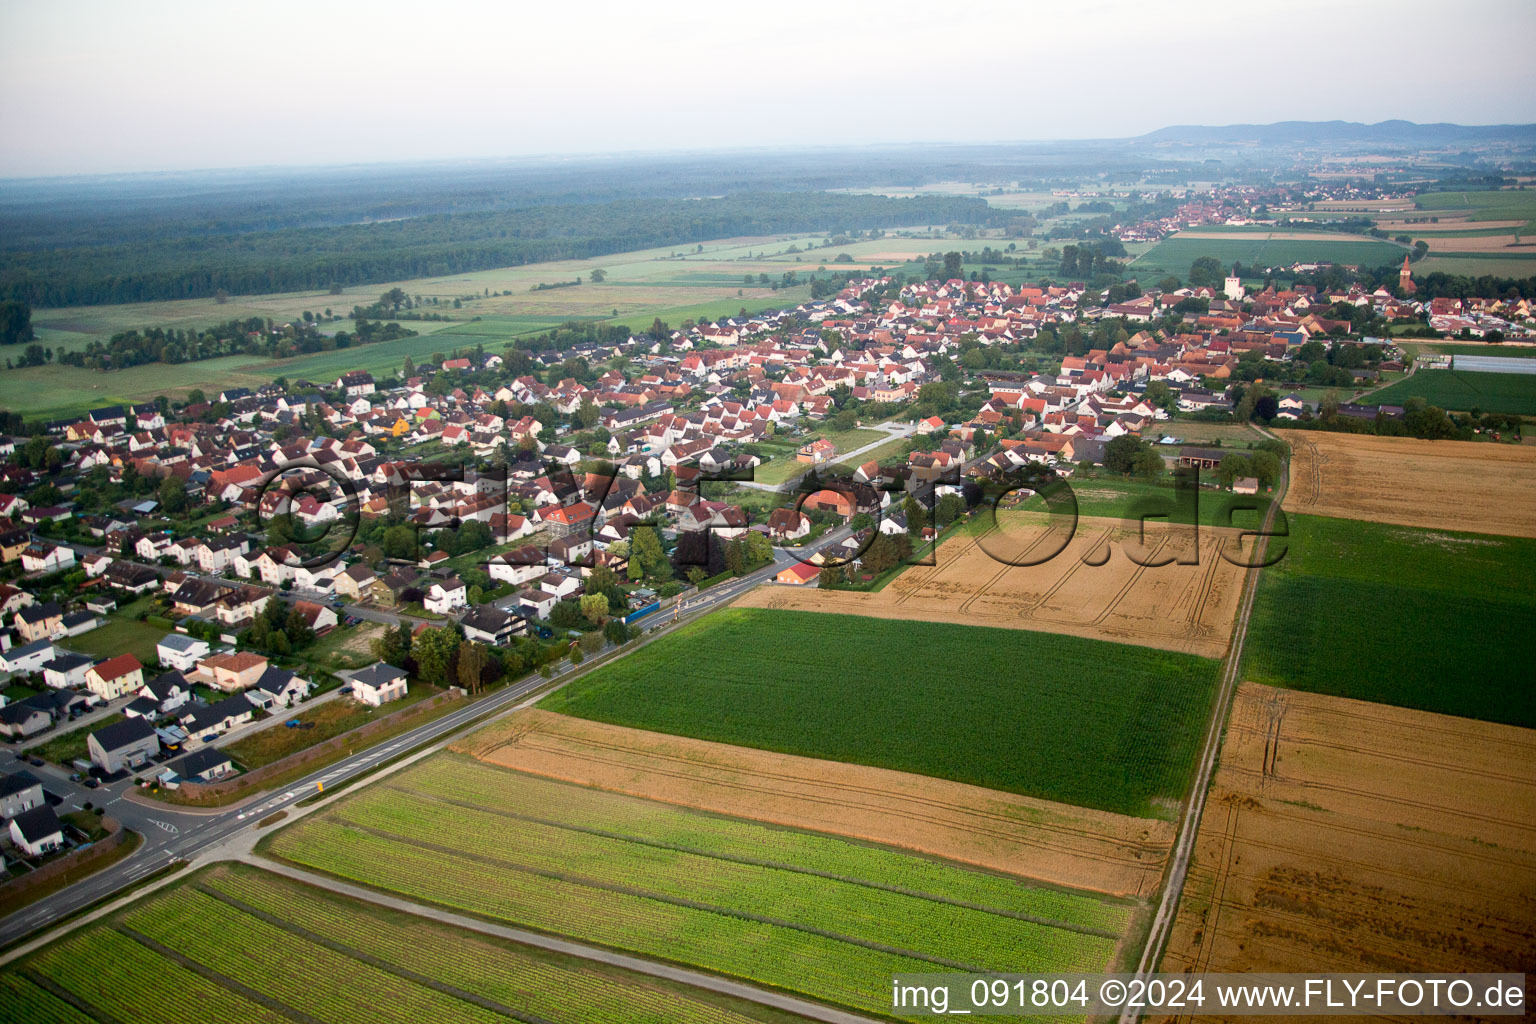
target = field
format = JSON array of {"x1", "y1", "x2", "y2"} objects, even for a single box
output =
[
  {"x1": 59, "y1": 615, "x2": 168, "y2": 666},
  {"x1": 1410, "y1": 188, "x2": 1536, "y2": 232},
  {"x1": 1159, "y1": 683, "x2": 1536, "y2": 992},
  {"x1": 458, "y1": 709, "x2": 1175, "y2": 898},
  {"x1": 1364, "y1": 368, "x2": 1536, "y2": 415},
  {"x1": 0, "y1": 863, "x2": 814, "y2": 1024},
  {"x1": 1279, "y1": 429, "x2": 1536, "y2": 537},
  {"x1": 540, "y1": 607, "x2": 1221, "y2": 817},
  {"x1": 1129, "y1": 233, "x2": 1406, "y2": 280},
  {"x1": 265, "y1": 757, "x2": 1130, "y2": 1017},
  {"x1": 1241, "y1": 513, "x2": 1536, "y2": 728},
  {"x1": 737, "y1": 512, "x2": 1253, "y2": 659}
]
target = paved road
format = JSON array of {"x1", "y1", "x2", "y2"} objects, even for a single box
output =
[
  {"x1": 1118, "y1": 441, "x2": 1291, "y2": 1023},
  {"x1": 0, "y1": 528, "x2": 835, "y2": 950},
  {"x1": 0, "y1": 666, "x2": 552, "y2": 947}
]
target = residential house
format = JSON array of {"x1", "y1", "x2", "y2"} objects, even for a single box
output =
[
  {"x1": 423, "y1": 577, "x2": 467, "y2": 615},
  {"x1": 459, "y1": 605, "x2": 525, "y2": 647},
  {"x1": 167, "y1": 747, "x2": 235, "y2": 783},
  {"x1": 0, "y1": 703, "x2": 52, "y2": 740},
  {"x1": 139, "y1": 671, "x2": 194, "y2": 715},
  {"x1": 0, "y1": 639, "x2": 56, "y2": 675},
  {"x1": 87, "y1": 716, "x2": 161, "y2": 774},
  {"x1": 14, "y1": 602, "x2": 64, "y2": 642},
  {"x1": 0, "y1": 771, "x2": 45, "y2": 819},
  {"x1": 20, "y1": 543, "x2": 74, "y2": 574},
  {"x1": 42, "y1": 652, "x2": 94, "y2": 690},
  {"x1": 245, "y1": 667, "x2": 312, "y2": 709},
  {"x1": 350, "y1": 663, "x2": 408, "y2": 706},
  {"x1": 9, "y1": 805, "x2": 64, "y2": 857},
  {"x1": 84, "y1": 653, "x2": 145, "y2": 701},
  {"x1": 181, "y1": 696, "x2": 255, "y2": 746},
  {"x1": 156, "y1": 634, "x2": 211, "y2": 672},
  {"x1": 199, "y1": 651, "x2": 269, "y2": 693}
]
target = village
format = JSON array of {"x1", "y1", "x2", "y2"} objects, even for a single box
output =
[{"x1": 0, "y1": 251, "x2": 1532, "y2": 878}]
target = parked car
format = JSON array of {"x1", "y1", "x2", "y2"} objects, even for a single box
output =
[
  {"x1": 83, "y1": 778, "x2": 99, "y2": 789},
  {"x1": 29, "y1": 757, "x2": 44, "y2": 767},
  {"x1": 535, "y1": 626, "x2": 553, "y2": 639}
]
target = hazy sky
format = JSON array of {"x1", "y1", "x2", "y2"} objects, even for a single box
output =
[{"x1": 3, "y1": 0, "x2": 1534, "y2": 178}]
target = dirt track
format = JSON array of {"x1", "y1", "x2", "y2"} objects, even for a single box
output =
[
  {"x1": 1156, "y1": 683, "x2": 1536, "y2": 1020},
  {"x1": 458, "y1": 710, "x2": 1174, "y2": 898},
  {"x1": 734, "y1": 515, "x2": 1249, "y2": 658},
  {"x1": 1280, "y1": 430, "x2": 1536, "y2": 537}
]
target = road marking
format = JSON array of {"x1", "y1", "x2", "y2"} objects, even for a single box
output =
[{"x1": 146, "y1": 818, "x2": 179, "y2": 835}]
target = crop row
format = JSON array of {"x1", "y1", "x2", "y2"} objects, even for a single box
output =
[
  {"x1": 27, "y1": 927, "x2": 287, "y2": 1024},
  {"x1": 123, "y1": 887, "x2": 510, "y2": 1024},
  {"x1": 272, "y1": 820, "x2": 992, "y2": 1016},
  {"x1": 407, "y1": 756, "x2": 1128, "y2": 932},
  {"x1": 0, "y1": 973, "x2": 92, "y2": 1024},
  {"x1": 325, "y1": 790, "x2": 1114, "y2": 973},
  {"x1": 201, "y1": 867, "x2": 784, "y2": 1024}
]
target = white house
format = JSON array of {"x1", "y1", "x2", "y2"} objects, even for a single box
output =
[
  {"x1": 9, "y1": 805, "x2": 63, "y2": 857},
  {"x1": 423, "y1": 577, "x2": 467, "y2": 615},
  {"x1": 350, "y1": 663, "x2": 408, "y2": 707},
  {"x1": 156, "y1": 634, "x2": 211, "y2": 672}
]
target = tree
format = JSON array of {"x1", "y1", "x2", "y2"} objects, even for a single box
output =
[
  {"x1": 157, "y1": 475, "x2": 189, "y2": 515},
  {"x1": 1104, "y1": 435, "x2": 1148, "y2": 474},
  {"x1": 550, "y1": 600, "x2": 585, "y2": 630},
  {"x1": 818, "y1": 565, "x2": 844, "y2": 589},
  {"x1": 575, "y1": 400, "x2": 601, "y2": 429},
  {"x1": 589, "y1": 269, "x2": 607, "y2": 283},
  {"x1": 579, "y1": 592, "x2": 610, "y2": 626},
  {"x1": 1188, "y1": 256, "x2": 1225, "y2": 289},
  {"x1": 457, "y1": 641, "x2": 489, "y2": 694},
  {"x1": 943, "y1": 251, "x2": 963, "y2": 278},
  {"x1": 381, "y1": 287, "x2": 408, "y2": 311},
  {"x1": 603, "y1": 618, "x2": 631, "y2": 646},
  {"x1": 0, "y1": 300, "x2": 34, "y2": 347},
  {"x1": 371, "y1": 623, "x2": 410, "y2": 665},
  {"x1": 629, "y1": 525, "x2": 667, "y2": 578},
  {"x1": 413, "y1": 626, "x2": 461, "y2": 686},
  {"x1": 1132, "y1": 449, "x2": 1165, "y2": 480},
  {"x1": 686, "y1": 566, "x2": 707, "y2": 587}
]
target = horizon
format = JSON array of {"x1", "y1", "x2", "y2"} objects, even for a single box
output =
[{"x1": 3, "y1": 0, "x2": 1535, "y2": 177}]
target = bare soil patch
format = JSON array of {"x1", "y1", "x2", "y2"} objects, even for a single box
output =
[
  {"x1": 735, "y1": 515, "x2": 1249, "y2": 658},
  {"x1": 458, "y1": 709, "x2": 1174, "y2": 898},
  {"x1": 1279, "y1": 429, "x2": 1536, "y2": 537},
  {"x1": 1157, "y1": 683, "x2": 1536, "y2": 1014}
]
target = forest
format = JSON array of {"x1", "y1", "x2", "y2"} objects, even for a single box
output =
[{"x1": 0, "y1": 190, "x2": 1010, "y2": 307}]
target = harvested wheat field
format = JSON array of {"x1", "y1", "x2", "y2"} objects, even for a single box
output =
[
  {"x1": 1280, "y1": 429, "x2": 1536, "y2": 537},
  {"x1": 737, "y1": 514, "x2": 1249, "y2": 658},
  {"x1": 456, "y1": 709, "x2": 1174, "y2": 898},
  {"x1": 1157, "y1": 683, "x2": 1536, "y2": 1019}
]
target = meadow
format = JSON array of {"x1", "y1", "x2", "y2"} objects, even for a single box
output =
[
  {"x1": 1364, "y1": 368, "x2": 1536, "y2": 415},
  {"x1": 266, "y1": 759, "x2": 1127, "y2": 1016},
  {"x1": 0, "y1": 862, "x2": 813, "y2": 1024},
  {"x1": 60, "y1": 614, "x2": 170, "y2": 666},
  {"x1": 539, "y1": 608, "x2": 1221, "y2": 816},
  {"x1": 1129, "y1": 233, "x2": 1405, "y2": 279},
  {"x1": 1241, "y1": 513, "x2": 1536, "y2": 727}
]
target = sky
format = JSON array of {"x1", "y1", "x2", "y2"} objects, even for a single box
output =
[{"x1": 3, "y1": 0, "x2": 1534, "y2": 178}]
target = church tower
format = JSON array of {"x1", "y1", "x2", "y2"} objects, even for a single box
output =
[{"x1": 1399, "y1": 253, "x2": 1416, "y2": 295}]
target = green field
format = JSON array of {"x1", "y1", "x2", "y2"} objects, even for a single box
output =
[
  {"x1": 266, "y1": 758, "x2": 1127, "y2": 1017},
  {"x1": 1243, "y1": 513, "x2": 1536, "y2": 727},
  {"x1": 0, "y1": 862, "x2": 812, "y2": 1024},
  {"x1": 1411, "y1": 189, "x2": 1536, "y2": 232},
  {"x1": 60, "y1": 615, "x2": 168, "y2": 666},
  {"x1": 1363, "y1": 369, "x2": 1536, "y2": 415},
  {"x1": 540, "y1": 608, "x2": 1221, "y2": 816},
  {"x1": 1130, "y1": 234, "x2": 1406, "y2": 279}
]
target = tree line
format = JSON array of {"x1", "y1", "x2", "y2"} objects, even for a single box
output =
[{"x1": 1, "y1": 192, "x2": 1003, "y2": 308}]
